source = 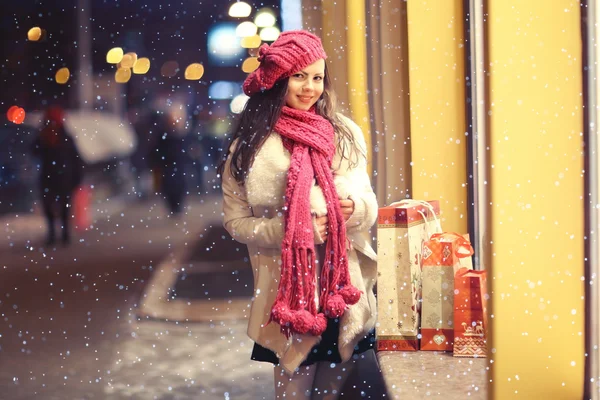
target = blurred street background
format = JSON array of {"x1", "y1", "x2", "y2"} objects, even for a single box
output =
[
  {"x1": 0, "y1": 1, "x2": 384, "y2": 399},
  {"x1": 0, "y1": 1, "x2": 283, "y2": 399}
]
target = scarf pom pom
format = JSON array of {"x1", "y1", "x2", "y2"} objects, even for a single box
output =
[
  {"x1": 338, "y1": 285, "x2": 362, "y2": 305},
  {"x1": 292, "y1": 309, "x2": 315, "y2": 334},
  {"x1": 271, "y1": 302, "x2": 294, "y2": 327},
  {"x1": 309, "y1": 313, "x2": 328, "y2": 336},
  {"x1": 324, "y1": 294, "x2": 347, "y2": 318}
]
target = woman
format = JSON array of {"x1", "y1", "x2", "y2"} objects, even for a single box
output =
[
  {"x1": 32, "y1": 106, "x2": 83, "y2": 246},
  {"x1": 219, "y1": 31, "x2": 378, "y2": 399}
]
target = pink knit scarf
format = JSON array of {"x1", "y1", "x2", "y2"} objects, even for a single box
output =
[{"x1": 269, "y1": 106, "x2": 362, "y2": 338}]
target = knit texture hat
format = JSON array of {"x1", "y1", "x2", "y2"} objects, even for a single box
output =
[{"x1": 243, "y1": 30, "x2": 327, "y2": 96}]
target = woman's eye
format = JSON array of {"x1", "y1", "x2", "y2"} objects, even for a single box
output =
[
  {"x1": 293, "y1": 74, "x2": 304, "y2": 78},
  {"x1": 314, "y1": 76, "x2": 323, "y2": 81}
]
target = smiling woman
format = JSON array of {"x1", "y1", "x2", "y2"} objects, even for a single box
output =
[{"x1": 219, "y1": 30, "x2": 378, "y2": 399}]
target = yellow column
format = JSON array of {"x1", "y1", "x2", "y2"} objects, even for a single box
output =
[
  {"x1": 321, "y1": 0, "x2": 349, "y2": 111},
  {"x1": 406, "y1": 1, "x2": 468, "y2": 232},
  {"x1": 345, "y1": 0, "x2": 372, "y2": 170},
  {"x1": 488, "y1": 1, "x2": 584, "y2": 398}
]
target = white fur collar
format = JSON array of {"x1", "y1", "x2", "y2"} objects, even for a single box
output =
[
  {"x1": 245, "y1": 133, "x2": 353, "y2": 216},
  {"x1": 245, "y1": 133, "x2": 289, "y2": 208}
]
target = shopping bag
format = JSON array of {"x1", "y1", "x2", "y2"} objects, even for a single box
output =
[
  {"x1": 73, "y1": 185, "x2": 91, "y2": 231},
  {"x1": 453, "y1": 268, "x2": 488, "y2": 357},
  {"x1": 376, "y1": 199, "x2": 441, "y2": 351},
  {"x1": 420, "y1": 233, "x2": 474, "y2": 351}
]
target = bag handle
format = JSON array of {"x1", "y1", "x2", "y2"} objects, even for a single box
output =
[
  {"x1": 430, "y1": 232, "x2": 474, "y2": 258},
  {"x1": 389, "y1": 199, "x2": 442, "y2": 235},
  {"x1": 456, "y1": 267, "x2": 486, "y2": 279}
]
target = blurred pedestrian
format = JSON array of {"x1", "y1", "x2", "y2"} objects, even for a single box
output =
[
  {"x1": 32, "y1": 106, "x2": 84, "y2": 246},
  {"x1": 128, "y1": 106, "x2": 154, "y2": 200},
  {"x1": 219, "y1": 31, "x2": 378, "y2": 399},
  {"x1": 150, "y1": 106, "x2": 187, "y2": 216},
  {"x1": 185, "y1": 110, "x2": 207, "y2": 194}
]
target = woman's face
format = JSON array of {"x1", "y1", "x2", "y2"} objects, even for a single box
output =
[{"x1": 285, "y1": 58, "x2": 325, "y2": 111}]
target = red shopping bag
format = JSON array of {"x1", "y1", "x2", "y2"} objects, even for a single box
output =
[
  {"x1": 73, "y1": 186, "x2": 91, "y2": 231},
  {"x1": 420, "y1": 233, "x2": 474, "y2": 351},
  {"x1": 453, "y1": 268, "x2": 488, "y2": 357}
]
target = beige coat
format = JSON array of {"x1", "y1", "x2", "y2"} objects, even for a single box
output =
[{"x1": 222, "y1": 115, "x2": 378, "y2": 374}]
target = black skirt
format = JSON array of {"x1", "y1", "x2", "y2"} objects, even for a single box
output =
[{"x1": 251, "y1": 316, "x2": 375, "y2": 366}]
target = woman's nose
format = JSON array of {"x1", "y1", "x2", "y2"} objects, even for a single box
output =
[{"x1": 302, "y1": 80, "x2": 313, "y2": 92}]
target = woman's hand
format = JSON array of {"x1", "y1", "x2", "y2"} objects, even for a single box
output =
[
  {"x1": 315, "y1": 215, "x2": 329, "y2": 241},
  {"x1": 340, "y1": 199, "x2": 355, "y2": 222}
]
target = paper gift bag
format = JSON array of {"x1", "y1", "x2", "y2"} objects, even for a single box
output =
[
  {"x1": 420, "y1": 233, "x2": 474, "y2": 351},
  {"x1": 73, "y1": 185, "x2": 91, "y2": 232},
  {"x1": 453, "y1": 268, "x2": 488, "y2": 357},
  {"x1": 376, "y1": 199, "x2": 441, "y2": 351}
]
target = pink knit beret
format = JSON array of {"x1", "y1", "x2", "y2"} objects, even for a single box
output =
[{"x1": 243, "y1": 30, "x2": 328, "y2": 96}]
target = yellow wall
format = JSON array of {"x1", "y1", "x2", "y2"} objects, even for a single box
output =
[
  {"x1": 406, "y1": 1, "x2": 468, "y2": 233},
  {"x1": 488, "y1": 1, "x2": 584, "y2": 398},
  {"x1": 345, "y1": 0, "x2": 372, "y2": 170}
]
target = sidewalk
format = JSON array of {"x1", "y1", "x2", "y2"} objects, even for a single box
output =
[
  {"x1": 0, "y1": 192, "x2": 386, "y2": 399},
  {"x1": 0, "y1": 193, "x2": 279, "y2": 400}
]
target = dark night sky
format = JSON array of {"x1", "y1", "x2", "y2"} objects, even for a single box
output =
[{"x1": 0, "y1": 0, "x2": 280, "y2": 112}]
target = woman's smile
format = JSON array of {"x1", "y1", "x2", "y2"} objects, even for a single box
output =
[{"x1": 297, "y1": 95, "x2": 313, "y2": 104}]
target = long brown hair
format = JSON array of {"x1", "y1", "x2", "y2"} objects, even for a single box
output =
[{"x1": 218, "y1": 62, "x2": 363, "y2": 185}]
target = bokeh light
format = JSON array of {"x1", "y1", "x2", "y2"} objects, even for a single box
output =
[
  {"x1": 228, "y1": 1, "x2": 252, "y2": 17},
  {"x1": 120, "y1": 52, "x2": 138, "y2": 69},
  {"x1": 242, "y1": 57, "x2": 260, "y2": 73},
  {"x1": 236, "y1": 21, "x2": 258, "y2": 38},
  {"x1": 208, "y1": 81, "x2": 240, "y2": 100},
  {"x1": 255, "y1": 9, "x2": 276, "y2": 28},
  {"x1": 115, "y1": 67, "x2": 132, "y2": 83},
  {"x1": 6, "y1": 106, "x2": 18, "y2": 120},
  {"x1": 7, "y1": 106, "x2": 25, "y2": 124},
  {"x1": 161, "y1": 61, "x2": 180, "y2": 78},
  {"x1": 106, "y1": 47, "x2": 124, "y2": 64},
  {"x1": 133, "y1": 57, "x2": 151, "y2": 74},
  {"x1": 241, "y1": 35, "x2": 261, "y2": 49},
  {"x1": 27, "y1": 27, "x2": 42, "y2": 41},
  {"x1": 260, "y1": 26, "x2": 280, "y2": 42},
  {"x1": 207, "y1": 23, "x2": 243, "y2": 66},
  {"x1": 230, "y1": 94, "x2": 250, "y2": 114},
  {"x1": 184, "y1": 63, "x2": 205, "y2": 80},
  {"x1": 55, "y1": 67, "x2": 70, "y2": 84}
]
